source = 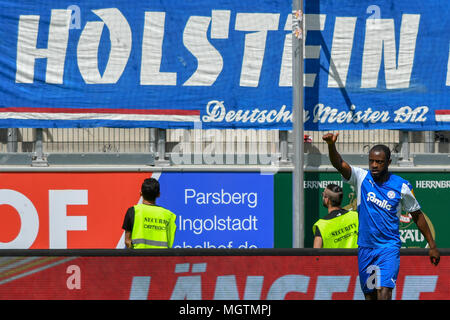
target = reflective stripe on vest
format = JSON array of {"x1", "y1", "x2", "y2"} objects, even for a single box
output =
[{"x1": 132, "y1": 239, "x2": 168, "y2": 248}]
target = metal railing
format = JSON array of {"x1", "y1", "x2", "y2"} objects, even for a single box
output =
[{"x1": 1, "y1": 128, "x2": 449, "y2": 166}]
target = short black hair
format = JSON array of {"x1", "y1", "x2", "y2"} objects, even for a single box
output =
[
  {"x1": 141, "y1": 178, "x2": 160, "y2": 201},
  {"x1": 325, "y1": 183, "x2": 343, "y2": 207},
  {"x1": 369, "y1": 144, "x2": 391, "y2": 161}
]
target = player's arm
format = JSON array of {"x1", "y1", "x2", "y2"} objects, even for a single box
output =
[
  {"x1": 410, "y1": 210, "x2": 440, "y2": 266},
  {"x1": 322, "y1": 133, "x2": 352, "y2": 180}
]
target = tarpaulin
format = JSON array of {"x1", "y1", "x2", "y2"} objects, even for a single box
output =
[{"x1": 0, "y1": 0, "x2": 449, "y2": 130}]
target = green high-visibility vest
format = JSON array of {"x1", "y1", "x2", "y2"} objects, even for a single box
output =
[
  {"x1": 312, "y1": 210, "x2": 358, "y2": 248},
  {"x1": 131, "y1": 204, "x2": 177, "y2": 249}
]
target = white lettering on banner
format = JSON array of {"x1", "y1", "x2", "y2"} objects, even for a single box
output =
[
  {"x1": 278, "y1": 15, "x2": 292, "y2": 87},
  {"x1": 141, "y1": 12, "x2": 177, "y2": 86},
  {"x1": 400, "y1": 229, "x2": 424, "y2": 243},
  {"x1": 280, "y1": 14, "x2": 327, "y2": 88},
  {"x1": 327, "y1": 17, "x2": 357, "y2": 88},
  {"x1": 15, "y1": 9, "x2": 437, "y2": 89},
  {"x1": 16, "y1": 10, "x2": 71, "y2": 84},
  {"x1": 77, "y1": 9, "x2": 131, "y2": 84},
  {"x1": 49, "y1": 190, "x2": 88, "y2": 249},
  {"x1": 175, "y1": 241, "x2": 236, "y2": 249},
  {"x1": 402, "y1": 276, "x2": 438, "y2": 300},
  {"x1": 304, "y1": 180, "x2": 343, "y2": 189},
  {"x1": 178, "y1": 215, "x2": 258, "y2": 235},
  {"x1": 303, "y1": 14, "x2": 326, "y2": 87},
  {"x1": 447, "y1": 45, "x2": 450, "y2": 86},
  {"x1": 415, "y1": 180, "x2": 450, "y2": 189},
  {"x1": 362, "y1": 15, "x2": 420, "y2": 89},
  {"x1": 393, "y1": 106, "x2": 428, "y2": 123},
  {"x1": 0, "y1": 190, "x2": 39, "y2": 249},
  {"x1": 211, "y1": 10, "x2": 231, "y2": 39},
  {"x1": 183, "y1": 15, "x2": 223, "y2": 86},
  {"x1": 170, "y1": 263, "x2": 206, "y2": 299},
  {"x1": 235, "y1": 13, "x2": 280, "y2": 87},
  {"x1": 128, "y1": 262, "x2": 441, "y2": 300},
  {"x1": 175, "y1": 241, "x2": 252, "y2": 248},
  {"x1": 314, "y1": 276, "x2": 351, "y2": 300},
  {"x1": 313, "y1": 104, "x2": 390, "y2": 124},
  {"x1": 265, "y1": 275, "x2": 310, "y2": 300},
  {"x1": 202, "y1": 100, "x2": 293, "y2": 123},
  {"x1": 202, "y1": 100, "x2": 429, "y2": 125},
  {"x1": 0, "y1": 189, "x2": 91, "y2": 249},
  {"x1": 129, "y1": 276, "x2": 151, "y2": 300},
  {"x1": 214, "y1": 275, "x2": 239, "y2": 300},
  {"x1": 184, "y1": 188, "x2": 257, "y2": 208}
]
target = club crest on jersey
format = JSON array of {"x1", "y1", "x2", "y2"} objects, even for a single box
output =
[
  {"x1": 367, "y1": 192, "x2": 392, "y2": 210},
  {"x1": 387, "y1": 191, "x2": 396, "y2": 199}
]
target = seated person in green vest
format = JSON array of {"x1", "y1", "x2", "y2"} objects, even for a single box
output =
[
  {"x1": 313, "y1": 183, "x2": 358, "y2": 248},
  {"x1": 122, "y1": 177, "x2": 177, "y2": 249}
]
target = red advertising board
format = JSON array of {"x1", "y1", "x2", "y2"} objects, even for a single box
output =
[
  {"x1": 0, "y1": 172, "x2": 151, "y2": 249},
  {"x1": 0, "y1": 255, "x2": 447, "y2": 300}
]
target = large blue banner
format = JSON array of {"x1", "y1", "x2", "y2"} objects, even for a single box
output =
[{"x1": 0, "y1": 0, "x2": 449, "y2": 130}]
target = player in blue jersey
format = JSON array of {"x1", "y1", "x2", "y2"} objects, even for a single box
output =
[{"x1": 322, "y1": 133, "x2": 440, "y2": 300}]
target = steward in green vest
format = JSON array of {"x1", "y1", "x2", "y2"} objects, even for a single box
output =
[
  {"x1": 313, "y1": 184, "x2": 358, "y2": 248},
  {"x1": 313, "y1": 210, "x2": 358, "y2": 248},
  {"x1": 122, "y1": 178, "x2": 177, "y2": 249}
]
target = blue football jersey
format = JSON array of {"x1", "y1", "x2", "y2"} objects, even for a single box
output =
[{"x1": 345, "y1": 166, "x2": 421, "y2": 248}]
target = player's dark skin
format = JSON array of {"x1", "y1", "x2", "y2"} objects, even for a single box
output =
[{"x1": 322, "y1": 132, "x2": 440, "y2": 300}]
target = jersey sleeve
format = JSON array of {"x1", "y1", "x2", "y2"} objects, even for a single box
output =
[
  {"x1": 401, "y1": 182, "x2": 421, "y2": 212},
  {"x1": 343, "y1": 165, "x2": 367, "y2": 187}
]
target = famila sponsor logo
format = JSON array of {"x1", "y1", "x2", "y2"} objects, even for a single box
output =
[{"x1": 366, "y1": 192, "x2": 392, "y2": 210}]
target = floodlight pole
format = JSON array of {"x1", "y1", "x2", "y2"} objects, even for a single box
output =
[{"x1": 292, "y1": 0, "x2": 304, "y2": 248}]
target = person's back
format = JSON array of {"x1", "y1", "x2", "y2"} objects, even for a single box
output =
[
  {"x1": 122, "y1": 177, "x2": 177, "y2": 249},
  {"x1": 131, "y1": 203, "x2": 176, "y2": 248}
]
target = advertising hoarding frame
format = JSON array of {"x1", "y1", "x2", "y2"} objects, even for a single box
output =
[{"x1": 0, "y1": 249, "x2": 448, "y2": 301}]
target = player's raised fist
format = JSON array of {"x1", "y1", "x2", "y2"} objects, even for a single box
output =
[{"x1": 322, "y1": 132, "x2": 339, "y2": 144}]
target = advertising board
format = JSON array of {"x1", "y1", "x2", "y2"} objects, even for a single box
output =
[
  {"x1": 1, "y1": 171, "x2": 448, "y2": 249},
  {"x1": 158, "y1": 172, "x2": 274, "y2": 248},
  {"x1": 0, "y1": 254, "x2": 447, "y2": 300},
  {"x1": 0, "y1": 172, "x2": 273, "y2": 249},
  {"x1": 0, "y1": 172, "x2": 149, "y2": 249}
]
